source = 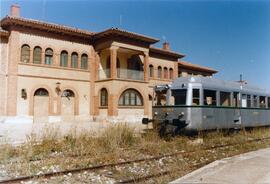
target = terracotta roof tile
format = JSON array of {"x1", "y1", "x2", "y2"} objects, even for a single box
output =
[{"x1": 0, "y1": 16, "x2": 94, "y2": 38}]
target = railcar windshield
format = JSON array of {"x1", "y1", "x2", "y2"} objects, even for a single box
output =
[{"x1": 171, "y1": 89, "x2": 187, "y2": 105}]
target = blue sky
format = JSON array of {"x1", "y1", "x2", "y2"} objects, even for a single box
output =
[{"x1": 1, "y1": 0, "x2": 270, "y2": 90}]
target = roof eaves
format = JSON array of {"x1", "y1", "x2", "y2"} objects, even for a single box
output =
[
  {"x1": 92, "y1": 27, "x2": 159, "y2": 44},
  {"x1": 0, "y1": 16, "x2": 95, "y2": 37},
  {"x1": 178, "y1": 61, "x2": 218, "y2": 73},
  {"x1": 150, "y1": 47, "x2": 185, "y2": 59}
]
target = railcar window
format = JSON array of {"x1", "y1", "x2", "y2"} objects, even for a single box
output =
[
  {"x1": 192, "y1": 89, "x2": 200, "y2": 105},
  {"x1": 233, "y1": 92, "x2": 239, "y2": 107},
  {"x1": 253, "y1": 95, "x2": 258, "y2": 108},
  {"x1": 247, "y1": 95, "x2": 251, "y2": 108},
  {"x1": 204, "y1": 90, "x2": 216, "y2": 106},
  {"x1": 241, "y1": 94, "x2": 247, "y2": 108},
  {"x1": 259, "y1": 96, "x2": 266, "y2": 108},
  {"x1": 268, "y1": 97, "x2": 270, "y2": 108},
  {"x1": 172, "y1": 89, "x2": 187, "y2": 105},
  {"x1": 220, "y1": 92, "x2": 231, "y2": 106}
]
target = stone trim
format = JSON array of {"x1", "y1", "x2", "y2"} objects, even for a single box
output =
[{"x1": 18, "y1": 74, "x2": 90, "y2": 82}]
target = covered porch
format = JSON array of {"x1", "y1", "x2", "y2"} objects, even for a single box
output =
[{"x1": 97, "y1": 46, "x2": 149, "y2": 81}]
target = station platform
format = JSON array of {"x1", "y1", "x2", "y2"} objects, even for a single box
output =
[{"x1": 170, "y1": 147, "x2": 270, "y2": 184}]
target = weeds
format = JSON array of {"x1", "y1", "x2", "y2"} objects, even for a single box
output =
[{"x1": 1, "y1": 125, "x2": 270, "y2": 183}]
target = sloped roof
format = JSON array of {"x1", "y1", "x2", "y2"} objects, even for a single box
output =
[
  {"x1": 0, "y1": 16, "x2": 94, "y2": 38},
  {"x1": 91, "y1": 27, "x2": 159, "y2": 44},
  {"x1": 178, "y1": 61, "x2": 218, "y2": 74}
]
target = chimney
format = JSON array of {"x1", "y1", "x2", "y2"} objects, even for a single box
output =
[
  {"x1": 10, "y1": 4, "x2": 20, "y2": 17},
  {"x1": 162, "y1": 42, "x2": 170, "y2": 51}
]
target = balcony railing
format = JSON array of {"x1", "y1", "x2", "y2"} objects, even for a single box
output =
[
  {"x1": 98, "y1": 69, "x2": 110, "y2": 80},
  {"x1": 118, "y1": 68, "x2": 144, "y2": 81},
  {"x1": 98, "y1": 68, "x2": 144, "y2": 81}
]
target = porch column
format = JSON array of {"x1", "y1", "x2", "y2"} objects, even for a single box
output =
[
  {"x1": 144, "y1": 51, "x2": 149, "y2": 81},
  {"x1": 95, "y1": 52, "x2": 101, "y2": 81},
  {"x1": 110, "y1": 46, "x2": 118, "y2": 79}
]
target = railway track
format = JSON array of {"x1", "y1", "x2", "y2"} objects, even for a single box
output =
[{"x1": 1, "y1": 136, "x2": 270, "y2": 184}]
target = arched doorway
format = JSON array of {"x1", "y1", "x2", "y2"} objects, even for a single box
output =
[
  {"x1": 61, "y1": 89, "x2": 75, "y2": 121},
  {"x1": 33, "y1": 88, "x2": 49, "y2": 123}
]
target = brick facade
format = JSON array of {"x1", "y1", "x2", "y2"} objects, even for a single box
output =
[{"x1": 0, "y1": 6, "x2": 217, "y2": 122}]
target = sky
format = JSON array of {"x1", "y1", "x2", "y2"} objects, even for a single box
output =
[{"x1": 1, "y1": 0, "x2": 270, "y2": 90}]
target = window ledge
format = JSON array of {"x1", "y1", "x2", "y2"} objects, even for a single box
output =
[
  {"x1": 99, "y1": 106, "x2": 108, "y2": 109},
  {"x1": 19, "y1": 62, "x2": 90, "y2": 72}
]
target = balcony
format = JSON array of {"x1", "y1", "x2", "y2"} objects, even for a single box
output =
[{"x1": 98, "y1": 68, "x2": 144, "y2": 81}]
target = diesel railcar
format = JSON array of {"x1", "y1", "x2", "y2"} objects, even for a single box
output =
[{"x1": 143, "y1": 77, "x2": 270, "y2": 136}]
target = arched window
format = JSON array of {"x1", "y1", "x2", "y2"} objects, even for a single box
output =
[
  {"x1": 157, "y1": 66, "x2": 162, "y2": 79},
  {"x1": 149, "y1": 65, "x2": 154, "y2": 78},
  {"x1": 21, "y1": 44, "x2": 30, "y2": 63},
  {"x1": 100, "y1": 88, "x2": 108, "y2": 106},
  {"x1": 118, "y1": 89, "x2": 143, "y2": 106},
  {"x1": 71, "y1": 52, "x2": 78, "y2": 68},
  {"x1": 60, "y1": 51, "x2": 68, "y2": 67},
  {"x1": 62, "y1": 89, "x2": 75, "y2": 98},
  {"x1": 34, "y1": 88, "x2": 49, "y2": 96},
  {"x1": 81, "y1": 54, "x2": 88, "y2": 69},
  {"x1": 45, "y1": 48, "x2": 53, "y2": 65},
  {"x1": 33, "y1": 46, "x2": 42, "y2": 64},
  {"x1": 164, "y1": 67, "x2": 168, "y2": 79},
  {"x1": 169, "y1": 68, "x2": 174, "y2": 79}
]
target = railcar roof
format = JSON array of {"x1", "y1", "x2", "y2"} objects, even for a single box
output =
[{"x1": 171, "y1": 77, "x2": 270, "y2": 96}]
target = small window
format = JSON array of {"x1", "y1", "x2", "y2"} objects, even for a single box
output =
[
  {"x1": 169, "y1": 68, "x2": 173, "y2": 79},
  {"x1": 164, "y1": 67, "x2": 168, "y2": 79},
  {"x1": 268, "y1": 97, "x2": 270, "y2": 108},
  {"x1": 62, "y1": 90, "x2": 75, "y2": 99},
  {"x1": 259, "y1": 96, "x2": 266, "y2": 108},
  {"x1": 21, "y1": 44, "x2": 30, "y2": 63},
  {"x1": 204, "y1": 90, "x2": 216, "y2": 106},
  {"x1": 71, "y1": 52, "x2": 78, "y2": 68},
  {"x1": 192, "y1": 89, "x2": 200, "y2": 105},
  {"x1": 118, "y1": 89, "x2": 143, "y2": 106},
  {"x1": 100, "y1": 88, "x2": 108, "y2": 106},
  {"x1": 34, "y1": 88, "x2": 48, "y2": 96},
  {"x1": 253, "y1": 95, "x2": 258, "y2": 108},
  {"x1": 172, "y1": 89, "x2": 187, "y2": 105},
  {"x1": 81, "y1": 54, "x2": 88, "y2": 69},
  {"x1": 149, "y1": 65, "x2": 154, "y2": 78},
  {"x1": 60, "y1": 51, "x2": 68, "y2": 67},
  {"x1": 45, "y1": 48, "x2": 53, "y2": 65},
  {"x1": 157, "y1": 66, "x2": 162, "y2": 79},
  {"x1": 33, "y1": 46, "x2": 42, "y2": 64},
  {"x1": 220, "y1": 91, "x2": 231, "y2": 106}
]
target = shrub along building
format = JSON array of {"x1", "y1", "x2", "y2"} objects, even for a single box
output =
[{"x1": 0, "y1": 5, "x2": 217, "y2": 123}]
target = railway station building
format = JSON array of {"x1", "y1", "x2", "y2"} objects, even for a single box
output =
[{"x1": 0, "y1": 5, "x2": 217, "y2": 123}]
